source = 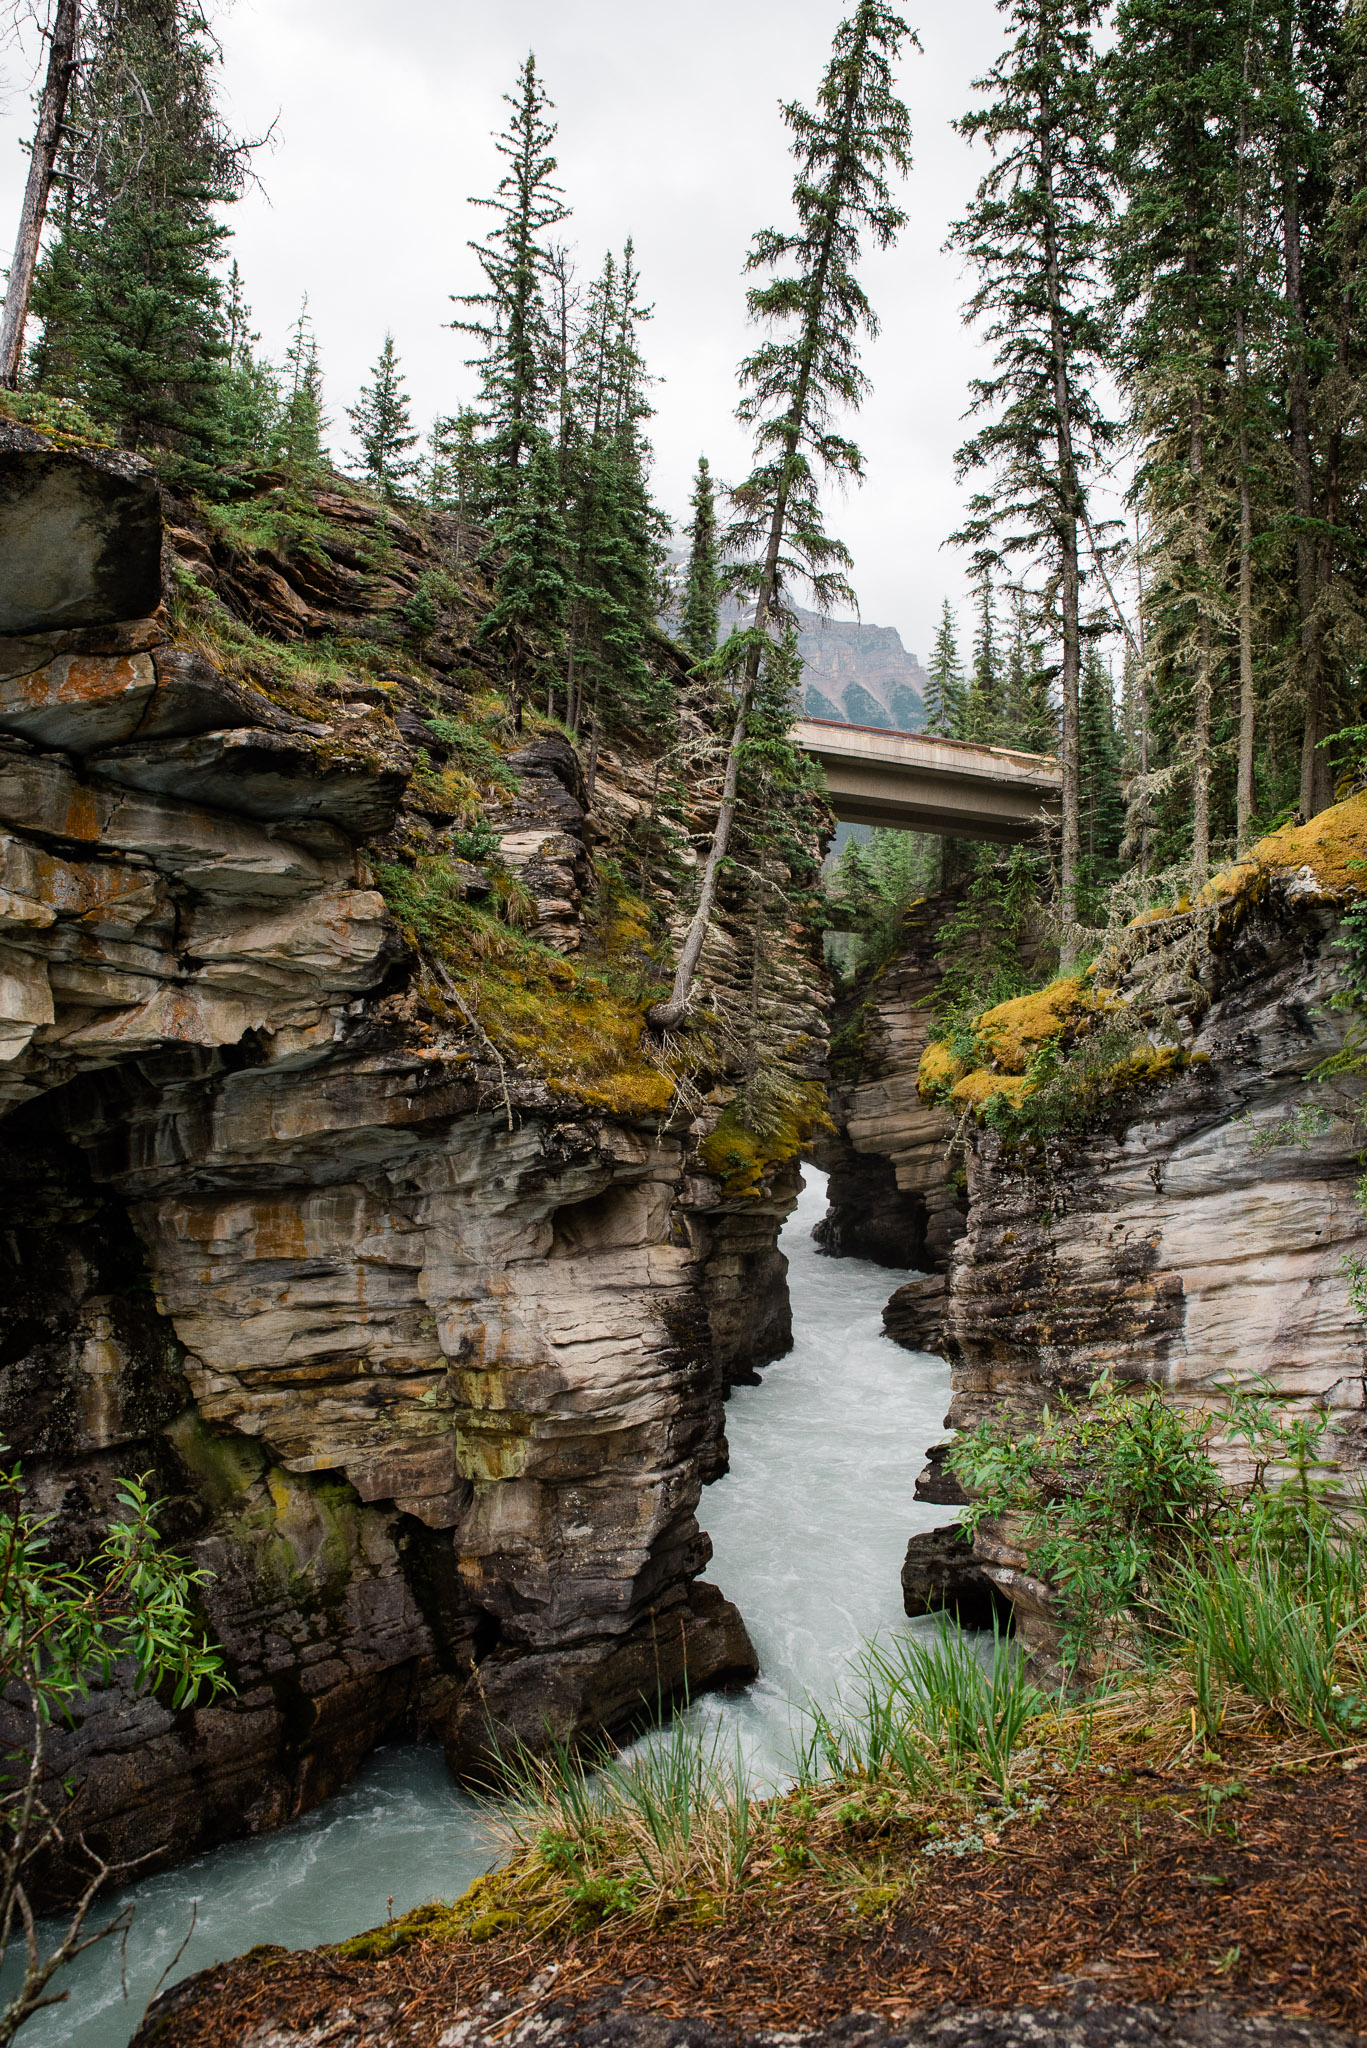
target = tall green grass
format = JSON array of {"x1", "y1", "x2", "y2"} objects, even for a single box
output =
[
  {"x1": 800, "y1": 1623, "x2": 1045, "y2": 1793},
  {"x1": 493, "y1": 1714, "x2": 754, "y2": 1919}
]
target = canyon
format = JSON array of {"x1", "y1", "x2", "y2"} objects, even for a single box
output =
[{"x1": 0, "y1": 421, "x2": 831, "y2": 1890}]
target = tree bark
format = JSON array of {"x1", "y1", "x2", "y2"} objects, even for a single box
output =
[
  {"x1": 1189, "y1": 393, "x2": 1212, "y2": 879},
  {"x1": 0, "y1": 0, "x2": 80, "y2": 389},
  {"x1": 1281, "y1": 137, "x2": 1324, "y2": 818},
  {"x1": 1040, "y1": 119, "x2": 1082, "y2": 950},
  {"x1": 1234, "y1": 88, "x2": 1256, "y2": 848}
]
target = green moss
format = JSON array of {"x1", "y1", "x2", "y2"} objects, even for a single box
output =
[
  {"x1": 0, "y1": 390, "x2": 113, "y2": 449},
  {"x1": 375, "y1": 857, "x2": 677, "y2": 1119},
  {"x1": 699, "y1": 1074, "x2": 832, "y2": 1200}
]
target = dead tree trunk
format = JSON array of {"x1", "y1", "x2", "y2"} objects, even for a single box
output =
[{"x1": 0, "y1": 0, "x2": 80, "y2": 389}]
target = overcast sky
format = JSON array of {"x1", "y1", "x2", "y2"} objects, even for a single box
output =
[{"x1": 2, "y1": 0, "x2": 1029, "y2": 663}]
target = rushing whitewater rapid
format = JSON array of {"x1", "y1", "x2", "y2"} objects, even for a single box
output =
[{"x1": 10, "y1": 1169, "x2": 954, "y2": 2046}]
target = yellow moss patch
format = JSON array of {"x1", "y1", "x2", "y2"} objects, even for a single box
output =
[
  {"x1": 950, "y1": 1070, "x2": 1036, "y2": 1108},
  {"x1": 1126, "y1": 791, "x2": 1367, "y2": 935},
  {"x1": 917, "y1": 1040, "x2": 965, "y2": 1100},
  {"x1": 974, "y1": 976, "x2": 1093, "y2": 1073},
  {"x1": 699, "y1": 1078, "x2": 832, "y2": 1200},
  {"x1": 471, "y1": 966, "x2": 675, "y2": 1118},
  {"x1": 1227, "y1": 790, "x2": 1367, "y2": 897}
]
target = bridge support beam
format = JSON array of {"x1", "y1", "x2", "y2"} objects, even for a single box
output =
[{"x1": 793, "y1": 718, "x2": 1062, "y2": 845}]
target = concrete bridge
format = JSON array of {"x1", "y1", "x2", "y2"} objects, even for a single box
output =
[{"x1": 793, "y1": 718, "x2": 1062, "y2": 845}]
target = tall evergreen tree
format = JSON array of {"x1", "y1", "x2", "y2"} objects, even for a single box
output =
[
  {"x1": 30, "y1": 0, "x2": 253, "y2": 456},
  {"x1": 1003, "y1": 584, "x2": 1058, "y2": 753},
  {"x1": 277, "y1": 297, "x2": 326, "y2": 469},
  {"x1": 651, "y1": 0, "x2": 915, "y2": 1030},
  {"x1": 560, "y1": 241, "x2": 669, "y2": 744},
  {"x1": 452, "y1": 53, "x2": 568, "y2": 512},
  {"x1": 682, "y1": 454, "x2": 721, "y2": 665},
  {"x1": 966, "y1": 563, "x2": 1004, "y2": 742},
  {"x1": 1078, "y1": 649, "x2": 1125, "y2": 906},
  {"x1": 924, "y1": 598, "x2": 967, "y2": 736},
  {"x1": 347, "y1": 333, "x2": 419, "y2": 498},
  {"x1": 952, "y1": 0, "x2": 1112, "y2": 938},
  {"x1": 479, "y1": 430, "x2": 569, "y2": 723},
  {"x1": 217, "y1": 259, "x2": 278, "y2": 460}
]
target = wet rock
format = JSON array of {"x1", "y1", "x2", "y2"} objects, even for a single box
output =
[
  {"x1": 0, "y1": 435, "x2": 163, "y2": 633},
  {"x1": 901, "y1": 1522, "x2": 1010, "y2": 1628},
  {"x1": 89, "y1": 724, "x2": 411, "y2": 837},
  {"x1": 913, "y1": 1440, "x2": 969, "y2": 1508},
  {"x1": 882, "y1": 1273, "x2": 949, "y2": 1355}
]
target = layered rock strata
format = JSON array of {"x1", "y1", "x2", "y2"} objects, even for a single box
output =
[
  {"x1": 815, "y1": 888, "x2": 969, "y2": 1277},
  {"x1": 0, "y1": 428, "x2": 830, "y2": 1887},
  {"x1": 834, "y1": 806, "x2": 1367, "y2": 1648}
]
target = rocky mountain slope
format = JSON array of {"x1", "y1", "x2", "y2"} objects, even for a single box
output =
[{"x1": 0, "y1": 422, "x2": 832, "y2": 1889}]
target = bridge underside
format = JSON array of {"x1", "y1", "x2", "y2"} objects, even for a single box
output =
[{"x1": 793, "y1": 719, "x2": 1061, "y2": 846}]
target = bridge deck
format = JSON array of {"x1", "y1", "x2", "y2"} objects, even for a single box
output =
[{"x1": 793, "y1": 718, "x2": 1062, "y2": 844}]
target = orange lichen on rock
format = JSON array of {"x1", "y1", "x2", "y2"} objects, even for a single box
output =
[{"x1": 974, "y1": 975, "x2": 1093, "y2": 1073}]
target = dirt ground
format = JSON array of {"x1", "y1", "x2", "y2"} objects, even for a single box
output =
[{"x1": 130, "y1": 1757, "x2": 1367, "y2": 2047}]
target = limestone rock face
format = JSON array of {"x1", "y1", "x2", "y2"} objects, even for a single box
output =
[
  {"x1": 0, "y1": 448, "x2": 827, "y2": 1893},
  {"x1": 943, "y1": 887, "x2": 1367, "y2": 1461},
  {"x1": 0, "y1": 431, "x2": 163, "y2": 632},
  {"x1": 816, "y1": 890, "x2": 969, "y2": 1276}
]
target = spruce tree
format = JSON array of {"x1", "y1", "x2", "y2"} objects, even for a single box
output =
[
  {"x1": 452, "y1": 53, "x2": 568, "y2": 512},
  {"x1": 682, "y1": 454, "x2": 721, "y2": 666},
  {"x1": 218, "y1": 261, "x2": 279, "y2": 461},
  {"x1": 1078, "y1": 649, "x2": 1125, "y2": 910},
  {"x1": 560, "y1": 242, "x2": 669, "y2": 744},
  {"x1": 966, "y1": 565, "x2": 1003, "y2": 743},
  {"x1": 1004, "y1": 585, "x2": 1058, "y2": 754},
  {"x1": 924, "y1": 599, "x2": 966, "y2": 737},
  {"x1": 347, "y1": 334, "x2": 419, "y2": 498},
  {"x1": 650, "y1": 0, "x2": 914, "y2": 1030},
  {"x1": 277, "y1": 298, "x2": 327, "y2": 469},
  {"x1": 952, "y1": 0, "x2": 1112, "y2": 938},
  {"x1": 30, "y1": 0, "x2": 252, "y2": 456},
  {"x1": 479, "y1": 430, "x2": 569, "y2": 722}
]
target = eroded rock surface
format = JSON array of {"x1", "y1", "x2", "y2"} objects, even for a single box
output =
[
  {"x1": 0, "y1": 443, "x2": 829, "y2": 1889},
  {"x1": 815, "y1": 890, "x2": 969, "y2": 1277}
]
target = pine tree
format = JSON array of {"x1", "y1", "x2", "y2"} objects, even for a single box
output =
[
  {"x1": 217, "y1": 261, "x2": 279, "y2": 461},
  {"x1": 650, "y1": 0, "x2": 915, "y2": 1030},
  {"x1": 479, "y1": 430, "x2": 569, "y2": 721},
  {"x1": 424, "y1": 407, "x2": 488, "y2": 522},
  {"x1": 560, "y1": 242, "x2": 669, "y2": 744},
  {"x1": 452, "y1": 53, "x2": 569, "y2": 512},
  {"x1": 30, "y1": 0, "x2": 253, "y2": 456},
  {"x1": 924, "y1": 599, "x2": 966, "y2": 737},
  {"x1": 682, "y1": 455, "x2": 721, "y2": 666},
  {"x1": 277, "y1": 298, "x2": 327, "y2": 469},
  {"x1": 1078, "y1": 649, "x2": 1125, "y2": 910},
  {"x1": 952, "y1": 0, "x2": 1112, "y2": 938},
  {"x1": 966, "y1": 564, "x2": 1003, "y2": 743},
  {"x1": 347, "y1": 334, "x2": 419, "y2": 499},
  {"x1": 1003, "y1": 585, "x2": 1058, "y2": 754}
]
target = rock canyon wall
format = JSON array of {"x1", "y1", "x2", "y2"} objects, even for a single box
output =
[
  {"x1": 0, "y1": 425, "x2": 830, "y2": 1888},
  {"x1": 821, "y1": 819, "x2": 1367, "y2": 1646}
]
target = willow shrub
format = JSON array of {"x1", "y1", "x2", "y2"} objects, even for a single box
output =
[{"x1": 953, "y1": 1375, "x2": 1367, "y2": 1737}]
